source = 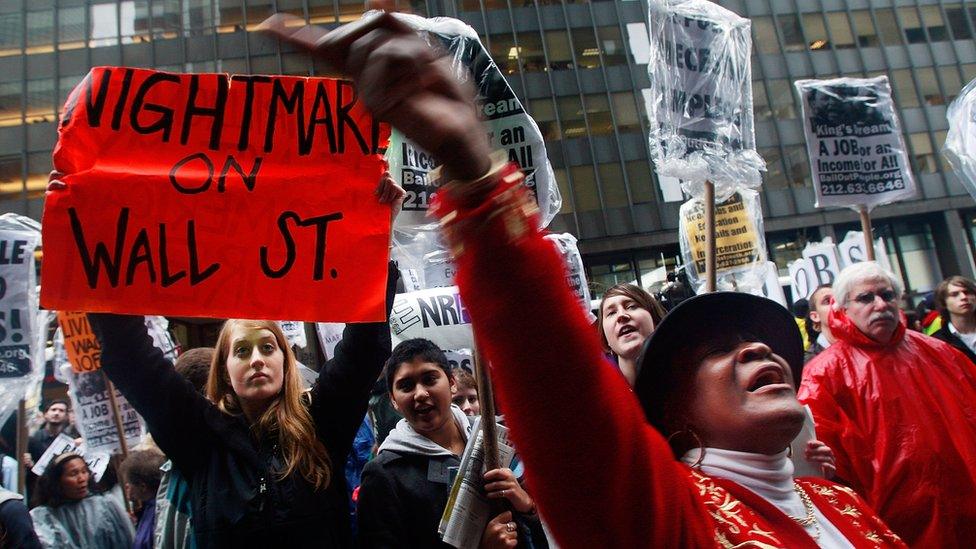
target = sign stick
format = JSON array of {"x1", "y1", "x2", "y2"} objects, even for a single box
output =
[
  {"x1": 16, "y1": 398, "x2": 26, "y2": 495},
  {"x1": 472, "y1": 340, "x2": 500, "y2": 473},
  {"x1": 101, "y1": 372, "x2": 129, "y2": 459},
  {"x1": 859, "y1": 206, "x2": 876, "y2": 261},
  {"x1": 704, "y1": 181, "x2": 717, "y2": 292}
]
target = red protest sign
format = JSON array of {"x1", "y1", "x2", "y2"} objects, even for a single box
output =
[
  {"x1": 41, "y1": 68, "x2": 391, "y2": 322},
  {"x1": 58, "y1": 311, "x2": 101, "y2": 373}
]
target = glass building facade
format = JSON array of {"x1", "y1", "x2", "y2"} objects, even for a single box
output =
[{"x1": 1, "y1": 0, "x2": 974, "y2": 304}]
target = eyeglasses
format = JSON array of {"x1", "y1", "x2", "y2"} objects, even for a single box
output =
[{"x1": 852, "y1": 290, "x2": 897, "y2": 305}]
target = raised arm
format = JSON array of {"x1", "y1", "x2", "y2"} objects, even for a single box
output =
[
  {"x1": 266, "y1": 14, "x2": 713, "y2": 545},
  {"x1": 88, "y1": 314, "x2": 215, "y2": 472},
  {"x1": 310, "y1": 261, "x2": 397, "y2": 460}
]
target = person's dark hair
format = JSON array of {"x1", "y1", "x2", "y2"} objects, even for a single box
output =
[
  {"x1": 385, "y1": 339, "x2": 450, "y2": 394},
  {"x1": 598, "y1": 283, "x2": 667, "y2": 352},
  {"x1": 805, "y1": 284, "x2": 832, "y2": 341},
  {"x1": 791, "y1": 298, "x2": 809, "y2": 320},
  {"x1": 175, "y1": 347, "x2": 215, "y2": 394},
  {"x1": 120, "y1": 450, "x2": 166, "y2": 497},
  {"x1": 32, "y1": 454, "x2": 90, "y2": 508},
  {"x1": 41, "y1": 399, "x2": 69, "y2": 413},
  {"x1": 454, "y1": 368, "x2": 478, "y2": 393},
  {"x1": 935, "y1": 276, "x2": 976, "y2": 317}
]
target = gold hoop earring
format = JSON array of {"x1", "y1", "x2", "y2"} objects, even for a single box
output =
[{"x1": 667, "y1": 427, "x2": 705, "y2": 468}]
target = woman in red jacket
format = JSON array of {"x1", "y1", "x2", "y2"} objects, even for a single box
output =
[{"x1": 267, "y1": 12, "x2": 902, "y2": 548}]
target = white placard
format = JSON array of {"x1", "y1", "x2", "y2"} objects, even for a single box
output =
[
  {"x1": 795, "y1": 76, "x2": 916, "y2": 210},
  {"x1": 389, "y1": 286, "x2": 473, "y2": 350},
  {"x1": 67, "y1": 368, "x2": 143, "y2": 455},
  {"x1": 278, "y1": 321, "x2": 308, "y2": 349},
  {"x1": 315, "y1": 322, "x2": 345, "y2": 361},
  {"x1": 30, "y1": 433, "x2": 110, "y2": 483},
  {"x1": 801, "y1": 238, "x2": 842, "y2": 288}
]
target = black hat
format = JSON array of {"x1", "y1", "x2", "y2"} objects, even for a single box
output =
[{"x1": 634, "y1": 292, "x2": 804, "y2": 435}]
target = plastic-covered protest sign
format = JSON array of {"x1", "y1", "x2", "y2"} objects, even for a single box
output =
[
  {"x1": 795, "y1": 76, "x2": 916, "y2": 210},
  {"x1": 944, "y1": 76, "x2": 976, "y2": 201},
  {"x1": 544, "y1": 233, "x2": 595, "y2": 322},
  {"x1": 42, "y1": 68, "x2": 391, "y2": 323},
  {"x1": 58, "y1": 312, "x2": 102, "y2": 373},
  {"x1": 679, "y1": 189, "x2": 766, "y2": 291},
  {"x1": 646, "y1": 0, "x2": 764, "y2": 200},
  {"x1": 386, "y1": 13, "x2": 560, "y2": 230},
  {"x1": 65, "y1": 366, "x2": 142, "y2": 454},
  {"x1": 0, "y1": 214, "x2": 40, "y2": 378}
]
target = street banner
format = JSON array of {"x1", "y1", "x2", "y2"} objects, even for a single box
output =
[
  {"x1": 30, "y1": 433, "x2": 110, "y2": 483},
  {"x1": 795, "y1": 76, "x2": 916, "y2": 209},
  {"x1": 390, "y1": 286, "x2": 472, "y2": 350},
  {"x1": 65, "y1": 366, "x2": 142, "y2": 454},
  {"x1": 41, "y1": 67, "x2": 391, "y2": 323},
  {"x1": 0, "y1": 215, "x2": 40, "y2": 377},
  {"x1": 385, "y1": 13, "x2": 560, "y2": 230},
  {"x1": 944, "y1": 76, "x2": 976, "y2": 201},
  {"x1": 646, "y1": 0, "x2": 763, "y2": 200},
  {"x1": 679, "y1": 190, "x2": 766, "y2": 287}
]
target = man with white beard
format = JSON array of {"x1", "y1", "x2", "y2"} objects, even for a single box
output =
[{"x1": 799, "y1": 261, "x2": 976, "y2": 548}]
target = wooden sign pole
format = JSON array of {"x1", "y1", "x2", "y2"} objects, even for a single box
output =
[
  {"x1": 859, "y1": 206, "x2": 876, "y2": 261},
  {"x1": 472, "y1": 341, "x2": 500, "y2": 473},
  {"x1": 101, "y1": 372, "x2": 129, "y2": 459},
  {"x1": 16, "y1": 398, "x2": 26, "y2": 495},
  {"x1": 704, "y1": 181, "x2": 717, "y2": 292}
]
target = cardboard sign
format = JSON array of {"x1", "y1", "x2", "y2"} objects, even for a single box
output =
[
  {"x1": 30, "y1": 433, "x2": 110, "y2": 482},
  {"x1": 58, "y1": 311, "x2": 102, "y2": 373},
  {"x1": 646, "y1": 0, "x2": 763, "y2": 197},
  {"x1": 67, "y1": 367, "x2": 142, "y2": 454},
  {"x1": 680, "y1": 191, "x2": 764, "y2": 280},
  {"x1": 795, "y1": 76, "x2": 916, "y2": 209},
  {"x1": 41, "y1": 67, "x2": 391, "y2": 323},
  {"x1": 801, "y1": 238, "x2": 842, "y2": 288},
  {"x1": 0, "y1": 216, "x2": 40, "y2": 377}
]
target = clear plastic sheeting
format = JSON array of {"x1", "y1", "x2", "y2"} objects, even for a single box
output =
[
  {"x1": 646, "y1": 0, "x2": 763, "y2": 201},
  {"x1": 944, "y1": 77, "x2": 976, "y2": 202},
  {"x1": 795, "y1": 76, "x2": 916, "y2": 211},
  {"x1": 543, "y1": 234, "x2": 596, "y2": 323},
  {"x1": 31, "y1": 493, "x2": 134, "y2": 549},
  {"x1": 678, "y1": 189, "x2": 767, "y2": 294},
  {"x1": 0, "y1": 214, "x2": 43, "y2": 427},
  {"x1": 382, "y1": 12, "x2": 560, "y2": 280}
]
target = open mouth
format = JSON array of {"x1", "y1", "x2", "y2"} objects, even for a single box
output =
[
  {"x1": 415, "y1": 405, "x2": 435, "y2": 416},
  {"x1": 746, "y1": 365, "x2": 787, "y2": 392},
  {"x1": 617, "y1": 325, "x2": 637, "y2": 337}
]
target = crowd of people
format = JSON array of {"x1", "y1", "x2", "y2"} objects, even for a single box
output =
[{"x1": 2, "y1": 9, "x2": 976, "y2": 549}]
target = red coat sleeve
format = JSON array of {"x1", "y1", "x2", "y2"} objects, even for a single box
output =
[{"x1": 433, "y1": 173, "x2": 713, "y2": 548}]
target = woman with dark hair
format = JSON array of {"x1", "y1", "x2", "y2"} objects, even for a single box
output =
[
  {"x1": 598, "y1": 283, "x2": 667, "y2": 386},
  {"x1": 267, "y1": 14, "x2": 904, "y2": 546},
  {"x1": 29, "y1": 453, "x2": 132, "y2": 548}
]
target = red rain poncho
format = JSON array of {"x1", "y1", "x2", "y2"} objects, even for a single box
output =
[{"x1": 799, "y1": 308, "x2": 976, "y2": 548}]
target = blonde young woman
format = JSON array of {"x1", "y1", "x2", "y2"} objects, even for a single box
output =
[{"x1": 84, "y1": 182, "x2": 401, "y2": 548}]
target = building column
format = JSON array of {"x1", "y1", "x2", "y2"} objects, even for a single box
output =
[{"x1": 939, "y1": 209, "x2": 976, "y2": 278}]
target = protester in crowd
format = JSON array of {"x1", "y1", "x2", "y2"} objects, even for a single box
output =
[
  {"x1": 358, "y1": 338, "x2": 540, "y2": 548},
  {"x1": 0, "y1": 486, "x2": 41, "y2": 548},
  {"x1": 803, "y1": 284, "x2": 833, "y2": 363},
  {"x1": 598, "y1": 283, "x2": 666, "y2": 386},
  {"x1": 154, "y1": 347, "x2": 213, "y2": 549},
  {"x1": 266, "y1": 13, "x2": 906, "y2": 546},
  {"x1": 24, "y1": 400, "x2": 70, "y2": 470},
  {"x1": 792, "y1": 298, "x2": 811, "y2": 351},
  {"x1": 799, "y1": 261, "x2": 976, "y2": 546},
  {"x1": 29, "y1": 453, "x2": 132, "y2": 548},
  {"x1": 451, "y1": 368, "x2": 480, "y2": 416},
  {"x1": 86, "y1": 255, "x2": 397, "y2": 548},
  {"x1": 932, "y1": 275, "x2": 976, "y2": 364},
  {"x1": 121, "y1": 449, "x2": 166, "y2": 549}
]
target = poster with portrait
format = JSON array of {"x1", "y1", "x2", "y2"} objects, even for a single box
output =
[{"x1": 795, "y1": 76, "x2": 916, "y2": 209}]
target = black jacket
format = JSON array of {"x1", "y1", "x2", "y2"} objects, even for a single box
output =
[
  {"x1": 932, "y1": 324, "x2": 976, "y2": 365},
  {"x1": 358, "y1": 449, "x2": 460, "y2": 548},
  {"x1": 90, "y1": 264, "x2": 396, "y2": 549}
]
